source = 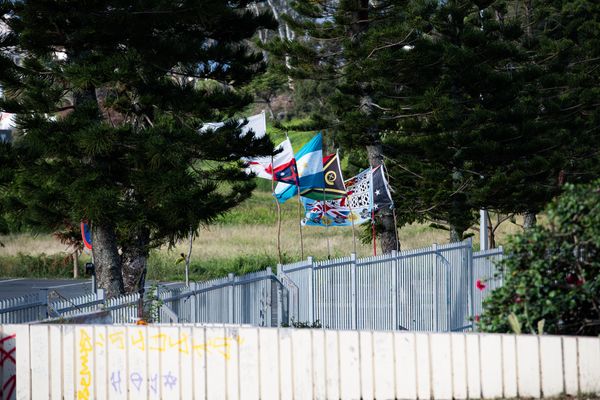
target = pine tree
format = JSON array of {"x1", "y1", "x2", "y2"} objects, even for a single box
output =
[{"x1": 0, "y1": 0, "x2": 276, "y2": 297}]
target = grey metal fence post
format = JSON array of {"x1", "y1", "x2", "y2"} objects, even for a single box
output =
[
  {"x1": 432, "y1": 243, "x2": 438, "y2": 332},
  {"x1": 276, "y1": 264, "x2": 283, "y2": 327},
  {"x1": 498, "y1": 245, "x2": 504, "y2": 286},
  {"x1": 228, "y1": 273, "x2": 235, "y2": 324},
  {"x1": 265, "y1": 267, "x2": 273, "y2": 327},
  {"x1": 307, "y1": 256, "x2": 314, "y2": 324},
  {"x1": 391, "y1": 250, "x2": 398, "y2": 331},
  {"x1": 350, "y1": 253, "x2": 357, "y2": 330},
  {"x1": 468, "y1": 241, "x2": 475, "y2": 331},
  {"x1": 189, "y1": 282, "x2": 197, "y2": 323}
]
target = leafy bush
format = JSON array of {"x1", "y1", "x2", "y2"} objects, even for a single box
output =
[{"x1": 479, "y1": 182, "x2": 600, "y2": 336}]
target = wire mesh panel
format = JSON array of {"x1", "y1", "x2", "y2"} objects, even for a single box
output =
[
  {"x1": 472, "y1": 247, "x2": 504, "y2": 318},
  {"x1": 279, "y1": 259, "x2": 312, "y2": 323},
  {"x1": 437, "y1": 241, "x2": 472, "y2": 331},
  {"x1": 395, "y1": 248, "x2": 437, "y2": 331},
  {"x1": 356, "y1": 254, "x2": 394, "y2": 330},
  {"x1": 313, "y1": 256, "x2": 353, "y2": 329},
  {"x1": 233, "y1": 270, "x2": 273, "y2": 326}
]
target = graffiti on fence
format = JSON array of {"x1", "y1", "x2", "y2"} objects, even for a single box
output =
[
  {"x1": 109, "y1": 370, "x2": 177, "y2": 394},
  {"x1": 0, "y1": 333, "x2": 17, "y2": 400},
  {"x1": 77, "y1": 329, "x2": 93, "y2": 400},
  {"x1": 78, "y1": 328, "x2": 244, "y2": 361}
]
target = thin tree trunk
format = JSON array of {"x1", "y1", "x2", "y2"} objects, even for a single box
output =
[
  {"x1": 366, "y1": 143, "x2": 398, "y2": 253},
  {"x1": 92, "y1": 222, "x2": 124, "y2": 298},
  {"x1": 449, "y1": 225, "x2": 463, "y2": 242},
  {"x1": 523, "y1": 211, "x2": 537, "y2": 229},
  {"x1": 121, "y1": 227, "x2": 150, "y2": 294}
]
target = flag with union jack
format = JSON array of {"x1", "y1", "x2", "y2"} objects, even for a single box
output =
[{"x1": 301, "y1": 196, "x2": 370, "y2": 227}]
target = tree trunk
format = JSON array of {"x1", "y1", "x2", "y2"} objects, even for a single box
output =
[
  {"x1": 449, "y1": 225, "x2": 463, "y2": 242},
  {"x1": 92, "y1": 222, "x2": 124, "y2": 298},
  {"x1": 121, "y1": 227, "x2": 150, "y2": 294},
  {"x1": 367, "y1": 143, "x2": 399, "y2": 253},
  {"x1": 523, "y1": 211, "x2": 537, "y2": 229}
]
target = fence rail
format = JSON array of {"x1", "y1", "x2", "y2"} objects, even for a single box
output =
[{"x1": 0, "y1": 240, "x2": 504, "y2": 330}]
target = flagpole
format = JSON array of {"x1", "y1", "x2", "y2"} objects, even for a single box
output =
[
  {"x1": 382, "y1": 163, "x2": 400, "y2": 252},
  {"x1": 347, "y1": 200, "x2": 357, "y2": 254},
  {"x1": 323, "y1": 188, "x2": 331, "y2": 259},
  {"x1": 271, "y1": 156, "x2": 282, "y2": 265},
  {"x1": 295, "y1": 189, "x2": 305, "y2": 259},
  {"x1": 371, "y1": 209, "x2": 377, "y2": 256}
]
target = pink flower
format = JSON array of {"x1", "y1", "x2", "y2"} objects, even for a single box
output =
[
  {"x1": 476, "y1": 279, "x2": 486, "y2": 291},
  {"x1": 474, "y1": 315, "x2": 480, "y2": 322}
]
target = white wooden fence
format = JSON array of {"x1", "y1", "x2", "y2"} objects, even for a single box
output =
[{"x1": 1, "y1": 324, "x2": 599, "y2": 400}]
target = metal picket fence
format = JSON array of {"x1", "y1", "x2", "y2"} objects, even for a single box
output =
[
  {"x1": 0, "y1": 240, "x2": 504, "y2": 330},
  {"x1": 280, "y1": 239, "x2": 504, "y2": 332}
]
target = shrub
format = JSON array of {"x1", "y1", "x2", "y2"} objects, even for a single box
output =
[{"x1": 479, "y1": 181, "x2": 600, "y2": 336}]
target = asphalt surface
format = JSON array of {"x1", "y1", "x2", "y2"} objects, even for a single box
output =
[{"x1": 0, "y1": 278, "x2": 183, "y2": 300}]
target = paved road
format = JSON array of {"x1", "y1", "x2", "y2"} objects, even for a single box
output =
[{"x1": 0, "y1": 278, "x2": 183, "y2": 300}]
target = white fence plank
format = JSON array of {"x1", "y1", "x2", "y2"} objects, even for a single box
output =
[
  {"x1": 192, "y1": 326, "x2": 207, "y2": 400},
  {"x1": 75, "y1": 325, "x2": 95, "y2": 400},
  {"x1": 465, "y1": 333, "x2": 481, "y2": 399},
  {"x1": 205, "y1": 326, "x2": 227, "y2": 400},
  {"x1": 415, "y1": 332, "x2": 431, "y2": 400},
  {"x1": 0, "y1": 325, "x2": 18, "y2": 400},
  {"x1": 93, "y1": 325, "x2": 108, "y2": 400},
  {"x1": 430, "y1": 333, "x2": 453, "y2": 400},
  {"x1": 516, "y1": 335, "x2": 541, "y2": 398},
  {"x1": 450, "y1": 334, "x2": 468, "y2": 400},
  {"x1": 310, "y1": 329, "x2": 327, "y2": 400},
  {"x1": 577, "y1": 337, "x2": 600, "y2": 394},
  {"x1": 324, "y1": 330, "x2": 340, "y2": 400},
  {"x1": 373, "y1": 331, "x2": 395, "y2": 400},
  {"x1": 292, "y1": 329, "x2": 313, "y2": 400},
  {"x1": 179, "y1": 326, "x2": 194, "y2": 400},
  {"x1": 479, "y1": 334, "x2": 503, "y2": 399},
  {"x1": 258, "y1": 328, "x2": 279, "y2": 400},
  {"x1": 562, "y1": 336, "x2": 579, "y2": 396},
  {"x1": 278, "y1": 329, "x2": 294, "y2": 400},
  {"x1": 394, "y1": 332, "x2": 417, "y2": 400},
  {"x1": 360, "y1": 331, "x2": 375, "y2": 400},
  {"x1": 539, "y1": 335, "x2": 564, "y2": 397},
  {"x1": 501, "y1": 334, "x2": 517, "y2": 398},
  {"x1": 238, "y1": 327, "x2": 260, "y2": 400},
  {"x1": 338, "y1": 330, "x2": 360, "y2": 400}
]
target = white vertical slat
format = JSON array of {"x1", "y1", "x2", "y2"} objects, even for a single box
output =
[
  {"x1": 205, "y1": 326, "x2": 227, "y2": 400},
  {"x1": 479, "y1": 334, "x2": 503, "y2": 399},
  {"x1": 238, "y1": 327, "x2": 259, "y2": 400},
  {"x1": 465, "y1": 334, "x2": 481, "y2": 399},
  {"x1": 577, "y1": 337, "x2": 600, "y2": 394},
  {"x1": 74, "y1": 326, "x2": 95, "y2": 400},
  {"x1": 49, "y1": 325, "x2": 63, "y2": 400},
  {"x1": 160, "y1": 326, "x2": 182, "y2": 398},
  {"x1": 258, "y1": 328, "x2": 279, "y2": 400},
  {"x1": 93, "y1": 325, "x2": 108, "y2": 400},
  {"x1": 515, "y1": 335, "x2": 541, "y2": 398},
  {"x1": 501, "y1": 335, "x2": 517, "y2": 398},
  {"x1": 278, "y1": 328, "x2": 294, "y2": 400},
  {"x1": 394, "y1": 332, "x2": 417, "y2": 400},
  {"x1": 14, "y1": 325, "x2": 31, "y2": 400},
  {"x1": 562, "y1": 336, "x2": 579, "y2": 396},
  {"x1": 1, "y1": 325, "x2": 18, "y2": 400},
  {"x1": 430, "y1": 333, "x2": 453, "y2": 400},
  {"x1": 415, "y1": 332, "x2": 431, "y2": 400},
  {"x1": 61, "y1": 325, "x2": 76, "y2": 400},
  {"x1": 539, "y1": 335, "x2": 564, "y2": 397},
  {"x1": 146, "y1": 325, "x2": 162, "y2": 400},
  {"x1": 192, "y1": 326, "x2": 207, "y2": 400},
  {"x1": 311, "y1": 329, "x2": 327, "y2": 400},
  {"x1": 324, "y1": 329, "x2": 340, "y2": 400},
  {"x1": 224, "y1": 327, "x2": 240, "y2": 400},
  {"x1": 338, "y1": 330, "x2": 360, "y2": 400},
  {"x1": 450, "y1": 334, "x2": 467, "y2": 400},
  {"x1": 373, "y1": 331, "x2": 395, "y2": 400},
  {"x1": 179, "y1": 326, "x2": 194, "y2": 400},
  {"x1": 292, "y1": 329, "x2": 313, "y2": 400},
  {"x1": 106, "y1": 325, "x2": 128, "y2": 400},
  {"x1": 360, "y1": 331, "x2": 375, "y2": 400},
  {"x1": 127, "y1": 325, "x2": 148, "y2": 399}
]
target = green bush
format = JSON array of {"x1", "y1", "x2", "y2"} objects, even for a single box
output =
[
  {"x1": 479, "y1": 181, "x2": 600, "y2": 336},
  {"x1": 0, "y1": 252, "x2": 84, "y2": 278}
]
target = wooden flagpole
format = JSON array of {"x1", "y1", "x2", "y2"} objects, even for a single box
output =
[
  {"x1": 371, "y1": 209, "x2": 377, "y2": 256},
  {"x1": 324, "y1": 188, "x2": 331, "y2": 259},
  {"x1": 271, "y1": 156, "x2": 282, "y2": 265},
  {"x1": 295, "y1": 183, "x2": 305, "y2": 259}
]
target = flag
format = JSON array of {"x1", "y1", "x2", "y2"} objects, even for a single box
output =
[
  {"x1": 245, "y1": 138, "x2": 298, "y2": 184},
  {"x1": 301, "y1": 151, "x2": 347, "y2": 200},
  {"x1": 345, "y1": 168, "x2": 373, "y2": 219},
  {"x1": 274, "y1": 133, "x2": 324, "y2": 203},
  {"x1": 201, "y1": 111, "x2": 266, "y2": 138},
  {"x1": 302, "y1": 196, "x2": 371, "y2": 227},
  {"x1": 372, "y1": 165, "x2": 394, "y2": 212}
]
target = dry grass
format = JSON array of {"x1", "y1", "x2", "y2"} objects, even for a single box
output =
[{"x1": 0, "y1": 216, "x2": 525, "y2": 261}]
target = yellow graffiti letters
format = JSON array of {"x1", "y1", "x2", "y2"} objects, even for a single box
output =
[{"x1": 77, "y1": 329, "x2": 93, "y2": 400}]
